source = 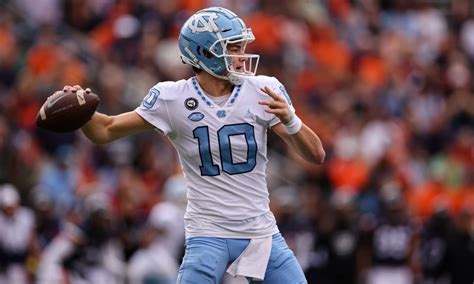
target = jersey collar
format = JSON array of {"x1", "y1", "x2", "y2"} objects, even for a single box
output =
[{"x1": 191, "y1": 77, "x2": 242, "y2": 109}]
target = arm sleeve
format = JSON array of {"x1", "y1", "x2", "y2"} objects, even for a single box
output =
[
  {"x1": 135, "y1": 86, "x2": 173, "y2": 135},
  {"x1": 268, "y1": 77, "x2": 296, "y2": 128}
]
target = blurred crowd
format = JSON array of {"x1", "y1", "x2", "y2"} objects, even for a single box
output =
[{"x1": 0, "y1": 0, "x2": 473, "y2": 283}]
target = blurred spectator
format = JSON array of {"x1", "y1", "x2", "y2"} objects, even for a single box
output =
[
  {"x1": 147, "y1": 174, "x2": 186, "y2": 261},
  {"x1": 304, "y1": 191, "x2": 361, "y2": 284},
  {"x1": 363, "y1": 185, "x2": 418, "y2": 284},
  {"x1": 127, "y1": 225, "x2": 178, "y2": 284},
  {"x1": 36, "y1": 193, "x2": 124, "y2": 284},
  {"x1": 447, "y1": 207, "x2": 474, "y2": 284},
  {"x1": 418, "y1": 208, "x2": 452, "y2": 284},
  {"x1": 126, "y1": 173, "x2": 186, "y2": 284},
  {"x1": 0, "y1": 184, "x2": 36, "y2": 284},
  {"x1": 0, "y1": 115, "x2": 14, "y2": 184},
  {"x1": 31, "y1": 189, "x2": 60, "y2": 250},
  {"x1": 112, "y1": 167, "x2": 149, "y2": 263},
  {"x1": 37, "y1": 145, "x2": 80, "y2": 213},
  {"x1": 14, "y1": 0, "x2": 62, "y2": 28}
]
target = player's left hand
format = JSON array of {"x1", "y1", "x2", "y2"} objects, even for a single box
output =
[{"x1": 259, "y1": 86, "x2": 292, "y2": 124}]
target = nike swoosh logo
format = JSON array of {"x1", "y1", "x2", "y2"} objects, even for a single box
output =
[{"x1": 47, "y1": 92, "x2": 68, "y2": 108}]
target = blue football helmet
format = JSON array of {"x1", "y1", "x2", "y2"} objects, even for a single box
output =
[{"x1": 179, "y1": 7, "x2": 260, "y2": 85}]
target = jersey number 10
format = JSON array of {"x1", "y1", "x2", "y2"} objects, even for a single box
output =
[{"x1": 193, "y1": 123, "x2": 257, "y2": 176}]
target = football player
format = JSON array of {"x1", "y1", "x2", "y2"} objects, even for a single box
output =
[{"x1": 74, "y1": 7, "x2": 325, "y2": 283}]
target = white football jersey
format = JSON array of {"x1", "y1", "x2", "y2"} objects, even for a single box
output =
[{"x1": 135, "y1": 75, "x2": 294, "y2": 238}]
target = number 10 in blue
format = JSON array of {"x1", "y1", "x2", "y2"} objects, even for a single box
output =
[{"x1": 193, "y1": 123, "x2": 257, "y2": 176}]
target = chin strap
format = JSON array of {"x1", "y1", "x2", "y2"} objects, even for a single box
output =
[
  {"x1": 197, "y1": 60, "x2": 243, "y2": 85},
  {"x1": 227, "y1": 73, "x2": 243, "y2": 85},
  {"x1": 183, "y1": 45, "x2": 244, "y2": 85}
]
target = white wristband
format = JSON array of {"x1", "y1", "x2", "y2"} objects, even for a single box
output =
[{"x1": 284, "y1": 113, "x2": 302, "y2": 135}]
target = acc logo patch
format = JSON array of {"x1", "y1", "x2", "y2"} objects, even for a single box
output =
[
  {"x1": 188, "y1": 112, "x2": 205, "y2": 122},
  {"x1": 185, "y1": 97, "x2": 199, "y2": 110}
]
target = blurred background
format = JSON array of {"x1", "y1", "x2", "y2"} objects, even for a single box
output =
[{"x1": 0, "y1": 0, "x2": 473, "y2": 283}]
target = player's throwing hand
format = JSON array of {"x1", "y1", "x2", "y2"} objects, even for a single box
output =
[{"x1": 62, "y1": 85, "x2": 92, "y2": 94}]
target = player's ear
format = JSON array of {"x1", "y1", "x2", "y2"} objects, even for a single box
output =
[{"x1": 203, "y1": 50, "x2": 214, "y2": 59}]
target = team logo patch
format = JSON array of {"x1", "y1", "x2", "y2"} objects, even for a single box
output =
[
  {"x1": 185, "y1": 97, "x2": 199, "y2": 110},
  {"x1": 188, "y1": 112, "x2": 205, "y2": 122},
  {"x1": 216, "y1": 110, "x2": 226, "y2": 118},
  {"x1": 188, "y1": 12, "x2": 219, "y2": 34}
]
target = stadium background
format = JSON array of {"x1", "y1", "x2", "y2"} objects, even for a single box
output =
[{"x1": 0, "y1": 0, "x2": 473, "y2": 283}]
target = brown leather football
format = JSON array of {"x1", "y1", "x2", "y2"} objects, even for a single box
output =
[{"x1": 36, "y1": 89, "x2": 99, "y2": 132}]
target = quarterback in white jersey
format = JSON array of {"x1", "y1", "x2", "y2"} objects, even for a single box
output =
[
  {"x1": 75, "y1": 6, "x2": 324, "y2": 284},
  {"x1": 136, "y1": 75, "x2": 294, "y2": 239}
]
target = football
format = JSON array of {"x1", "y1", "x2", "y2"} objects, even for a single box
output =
[{"x1": 36, "y1": 89, "x2": 100, "y2": 132}]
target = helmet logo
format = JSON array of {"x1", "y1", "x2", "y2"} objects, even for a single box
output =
[{"x1": 188, "y1": 12, "x2": 218, "y2": 33}]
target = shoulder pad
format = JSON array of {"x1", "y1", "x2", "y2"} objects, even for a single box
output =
[
  {"x1": 244, "y1": 75, "x2": 275, "y2": 88},
  {"x1": 245, "y1": 76, "x2": 292, "y2": 106},
  {"x1": 151, "y1": 79, "x2": 188, "y2": 101}
]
